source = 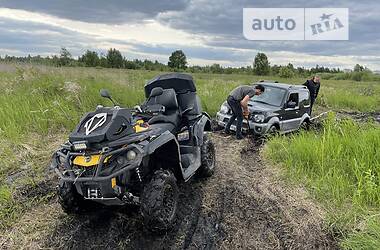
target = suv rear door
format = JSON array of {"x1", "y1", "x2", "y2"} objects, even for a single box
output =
[
  {"x1": 281, "y1": 92, "x2": 302, "y2": 131},
  {"x1": 299, "y1": 89, "x2": 311, "y2": 115}
]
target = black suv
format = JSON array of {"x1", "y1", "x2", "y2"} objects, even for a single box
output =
[{"x1": 216, "y1": 82, "x2": 311, "y2": 135}]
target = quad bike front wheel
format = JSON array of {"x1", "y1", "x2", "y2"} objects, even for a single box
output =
[
  {"x1": 198, "y1": 134, "x2": 216, "y2": 177},
  {"x1": 58, "y1": 182, "x2": 87, "y2": 214},
  {"x1": 141, "y1": 169, "x2": 179, "y2": 232}
]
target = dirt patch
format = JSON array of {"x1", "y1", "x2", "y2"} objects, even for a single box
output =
[
  {"x1": 337, "y1": 110, "x2": 380, "y2": 123},
  {"x1": 312, "y1": 110, "x2": 380, "y2": 124},
  {"x1": 0, "y1": 134, "x2": 338, "y2": 249}
]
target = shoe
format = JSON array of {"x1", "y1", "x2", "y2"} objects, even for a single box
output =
[
  {"x1": 236, "y1": 134, "x2": 244, "y2": 140},
  {"x1": 224, "y1": 129, "x2": 231, "y2": 135}
]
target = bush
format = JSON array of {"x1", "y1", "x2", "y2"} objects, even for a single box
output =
[{"x1": 278, "y1": 66, "x2": 295, "y2": 78}]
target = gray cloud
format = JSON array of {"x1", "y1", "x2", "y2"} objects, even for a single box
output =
[
  {"x1": 157, "y1": 0, "x2": 380, "y2": 59},
  {"x1": 0, "y1": 0, "x2": 189, "y2": 24},
  {"x1": 0, "y1": 0, "x2": 379, "y2": 70},
  {"x1": 0, "y1": 18, "x2": 92, "y2": 55}
]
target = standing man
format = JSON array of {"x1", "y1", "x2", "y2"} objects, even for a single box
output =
[
  {"x1": 224, "y1": 84, "x2": 265, "y2": 139},
  {"x1": 303, "y1": 75, "x2": 321, "y2": 115}
]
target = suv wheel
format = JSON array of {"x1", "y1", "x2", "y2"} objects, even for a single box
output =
[
  {"x1": 141, "y1": 169, "x2": 179, "y2": 232},
  {"x1": 268, "y1": 125, "x2": 279, "y2": 136},
  {"x1": 198, "y1": 134, "x2": 216, "y2": 177},
  {"x1": 301, "y1": 119, "x2": 311, "y2": 130},
  {"x1": 58, "y1": 182, "x2": 86, "y2": 214}
]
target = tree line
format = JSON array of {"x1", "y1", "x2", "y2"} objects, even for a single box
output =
[{"x1": 0, "y1": 47, "x2": 374, "y2": 80}]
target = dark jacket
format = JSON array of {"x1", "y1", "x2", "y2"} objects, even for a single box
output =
[{"x1": 303, "y1": 79, "x2": 320, "y2": 102}]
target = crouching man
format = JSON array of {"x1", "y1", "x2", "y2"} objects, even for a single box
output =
[{"x1": 224, "y1": 84, "x2": 265, "y2": 139}]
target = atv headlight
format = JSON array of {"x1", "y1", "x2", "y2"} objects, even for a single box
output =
[
  {"x1": 126, "y1": 150, "x2": 137, "y2": 161},
  {"x1": 253, "y1": 114, "x2": 265, "y2": 123},
  {"x1": 220, "y1": 104, "x2": 229, "y2": 114},
  {"x1": 72, "y1": 141, "x2": 87, "y2": 151}
]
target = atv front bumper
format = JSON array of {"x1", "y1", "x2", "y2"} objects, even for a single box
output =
[
  {"x1": 216, "y1": 112, "x2": 269, "y2": 135},
  {"x1": 52, "y1": 145, "x2": 143, "y2": 205}
]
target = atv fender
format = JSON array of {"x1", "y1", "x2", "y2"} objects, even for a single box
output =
[
  {"x1": 141, "y1": 131, "x2": 184, "y2": 180},
  {"x1": 192, "y1": 114, "x2": 212, "y2": 146}
]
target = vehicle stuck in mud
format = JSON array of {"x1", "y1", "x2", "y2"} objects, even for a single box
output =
[
  {"x1": 216, "y1": 82, "x2": 312, "y2": 135},
  {"x1": 50, "y1": 73, "x2": 216, "y2": 231}
]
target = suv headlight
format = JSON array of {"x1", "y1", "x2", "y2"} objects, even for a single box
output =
[
  {"x1": 220, "y1": 104, "x2": 229, "y2": 114},
  {"x1": 253, "y1": 114, "x2": 265, "y2": 123}
]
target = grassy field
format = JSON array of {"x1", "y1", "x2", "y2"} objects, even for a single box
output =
[
  {"x1": 265, "y1": 114, "x2": 380, "y2": 249},
  {"x1": 0, "y1": 64, "x2": 379, "y2": 248}
]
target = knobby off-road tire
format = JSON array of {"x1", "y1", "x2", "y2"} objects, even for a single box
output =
[
  {"x1": 58, "y1": 181, "x2": 86, "y2": 214},
  {"x1": 141, "y1": 169, "x2": 179, "y2": 232},
  {"x1": 198, "y1": 134, "x2": 216, "y2": 177}
]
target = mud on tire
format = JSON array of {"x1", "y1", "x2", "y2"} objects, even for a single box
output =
[
  {"x1": 58, "y1": 182, "x2": 86, "y2": 214},
  {"x1": 198, "y1": 134, "x2": 216, "y2": 177},
  {"x1": 141, "y1": 169, "x2": 179, "y2": 232}
]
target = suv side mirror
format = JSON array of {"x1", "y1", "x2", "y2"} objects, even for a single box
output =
[
  {"x1": 100, "y1": 89, "x2": 117, "y2": 106},
  {"x1": 287, "y1": 101, "x2": 297, "y2": 109}
]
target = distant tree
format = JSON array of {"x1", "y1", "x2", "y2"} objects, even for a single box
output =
[
  {"x1": 51, "y1": 55, "x2": 60, "y2": 67},
  {"x1": 253, "y1": 52, "x2": 270, "y2": 75},
  {"x1": 80, "y1": 50, "x2": 99, "y2": 67},
  {"x1": 106, "y1": 48, "x2": 123, "y2": 68},
  {"x1": 59, "y1": 47, "x2": 72, "y2": 66},
  {"x1": 354, "y1": 64, "x2": 364, "y2": 72},
  {"x1": 287, "y1": 63, "x2": 294, "y2": 71},
  {"x1": 296, "y1": 67, "x2": 306, "y2": 76},
  {"x1": 210, "y1": 63, "x2": 223, "y2": 74},
  {"x1": 279, "y1": 66, "x2": 295, "y2": 78},
  {"x1": 124, "y1": 59, "x2": 137, "y2": 69},
  {"x1": 271, "y1": 64, "x2": 280, "y2": 75},
  {"x1": 168, "y1": 50, "x2": 187, "y2": 69}
]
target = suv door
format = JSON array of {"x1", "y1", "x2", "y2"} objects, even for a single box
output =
[
  {"x1": 281, "y1": 92, "x2": 302, "y2": 131},
  {"x1": 299, "y1": 89, "x2": 311, "y2": 115}
]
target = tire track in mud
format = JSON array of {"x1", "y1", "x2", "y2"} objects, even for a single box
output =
[{"x1": 1, "y1": 134, "x2": 338, "y2": 249}]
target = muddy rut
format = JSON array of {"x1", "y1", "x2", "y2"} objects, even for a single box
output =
[{"x1": 1, "y1": 134, "x2": 338, "y2": 249}]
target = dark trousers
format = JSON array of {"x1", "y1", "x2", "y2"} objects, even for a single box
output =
[
  {"x1": 310, "y1": 98, "x2": 315, "y2": 116},
  {"x1": 225, "y1": 96, "x2": 243, "y2": 137}
]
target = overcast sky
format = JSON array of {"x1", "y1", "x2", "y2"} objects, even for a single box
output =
[{"x1": 0, "y1": 0, "x2": 379, "y2": 70}]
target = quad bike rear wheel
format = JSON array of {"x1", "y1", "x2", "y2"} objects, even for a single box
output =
[
  {"x1": 198, "y1": 134, "x2": 216, "y2": 177},
  {"x1": 141, "y1": 169, "x2": 179, "y2": 232},
  {"x1": 58, "y1": 182, "x2": 87, "y2": 214}
]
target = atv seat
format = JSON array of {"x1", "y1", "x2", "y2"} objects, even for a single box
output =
[
  {"x1": 145, "y1": 73, "x2": 202, "y2": 122},
  {"x1": 145, "y1": 87, "x2": 180, "y2": 129},
  {"x1": 177, "y1": 92, "x2": 202, "y2": 121}
]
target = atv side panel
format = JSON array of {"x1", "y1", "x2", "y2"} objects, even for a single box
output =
[{"x1": 191, "y1": 114, "x2": 212, "y2": 146}]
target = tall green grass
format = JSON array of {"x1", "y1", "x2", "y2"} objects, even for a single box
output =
[
  {"x1": 265, "y1": 113, "x2": 380, "y2": 249},
  {"x1": 0, "y1": 64, "x2": 379, "y2": 234},
  {"x1": 319, "y1": 84, "x2": 380, "y2": 112}
]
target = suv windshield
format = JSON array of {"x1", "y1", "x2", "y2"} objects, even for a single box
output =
[{"x1": 250, "y1": 86, "x2": 286, "y2": 106}]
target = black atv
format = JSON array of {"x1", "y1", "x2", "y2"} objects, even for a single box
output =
[{"x1": 51, "y1": 73, "x2": 216, "y2": 231}]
